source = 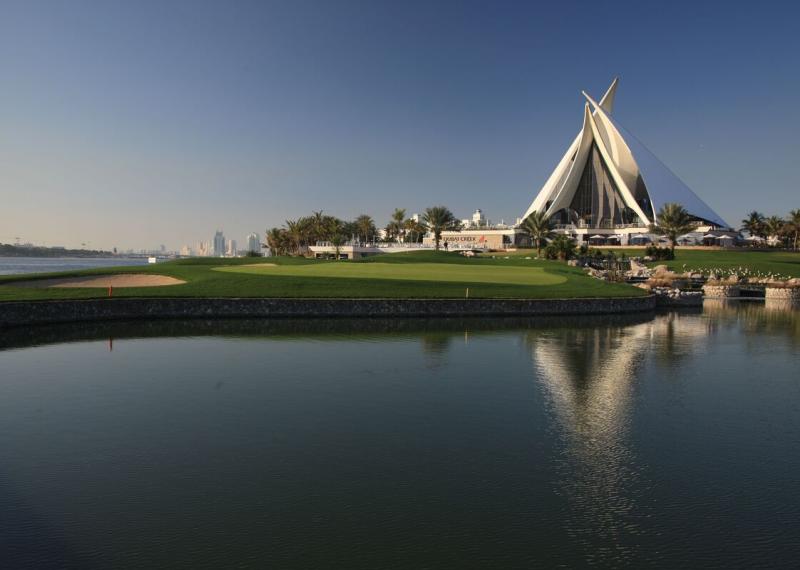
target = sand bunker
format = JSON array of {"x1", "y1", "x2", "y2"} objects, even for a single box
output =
[{"x1": 9, "y1": 274, "x2": 186, "y2": 289}]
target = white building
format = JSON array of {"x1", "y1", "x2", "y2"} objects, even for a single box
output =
[
  {"x1": 523, "y1": 78, "x2": 729, "y2": 244},
  {"x1": 246, "y1": 233, "x2": 260, "y2": 254},
  {"x1": 226, "y1": 239, "x2": 238, "y2": 257},
  {"x1": 196, "y1": 241, "x2": 211, "y2": 257}
]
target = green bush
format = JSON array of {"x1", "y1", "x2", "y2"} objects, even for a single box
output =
[{"x1": 645, "y1": 244, "x2": 674, "y2": 261}]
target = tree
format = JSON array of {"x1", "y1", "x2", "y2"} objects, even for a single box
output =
[
  {"x1": 328, "y1": 218, "x2": 346, "y2": 260},
  {"x1": 310, "y1": 210, "x2": 328, "y2": 243},
  {"x1": 404, "y1": 218, "x2": 426, "y2": 243},
  {"x1": 519, "y1": 211, "x2": 553, "y2": 256},
  {"x1": 649, "y1": 203, "x2": 697, "y2": 254},
  {"x1": 787, "y1": 209, "x2": 800, "y2": 250},
  {"x1": 544, "y1": 234, "x2": 577, "y2": 261},
  {"x1": 354, "y1": 214, "x2": 377, "y2": 244},
  {"x1": 265, "y1": 227, "x2": 291, "y2": 256},
  {"x1": 385, "y1": 208, "x2": 407, "y2": 243},
  {"x1": 741, "y1": 211, "x2": 766, "y2": 239},
  {"x1": 422, "y1": 206, "x2": 461, "y2": 250},
  {"x1": 764, "y1": 216, "x2": 786, "y2": 241},
  {"x1": 283, "y1": 219, "x2": 304, "y2": 254}
]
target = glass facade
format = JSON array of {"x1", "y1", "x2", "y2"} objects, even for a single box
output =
[{"x1": 552, "y1": 144, "x2": 641, "y2": 228}]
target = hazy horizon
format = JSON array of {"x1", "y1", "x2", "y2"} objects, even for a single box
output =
[{"x1": 2, "y1": 0, "x2": 799, "y2": 251}]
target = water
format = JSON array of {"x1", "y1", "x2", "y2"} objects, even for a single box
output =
[
  {"x1": 0, "y1": 302, "x2": 798, "y2": 568},
  {"x1": 0, "y1": 257, "x2": 150, "y2": 276}
]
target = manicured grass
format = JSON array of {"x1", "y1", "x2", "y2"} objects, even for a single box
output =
[
  {"x1": 647, "y1": 250, "x2": 800, "y2": 277},
  {"x1": 502, "y1": 248, "x2": 800, "y2": 277},
  {"x1": 217, "y1": 262, "x2": 567, "y2": 286},
  {"x1": 0, "y1": 251, "x2": 644, "y2": 301}
]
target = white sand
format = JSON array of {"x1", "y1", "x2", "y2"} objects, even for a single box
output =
[{"x1": 9, "y1": 274, "x2": 186, "y2": 289}]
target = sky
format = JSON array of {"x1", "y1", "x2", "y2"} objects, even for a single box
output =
[{"x1": 1, "y1": 0, "x2": 799, "y2": 251}]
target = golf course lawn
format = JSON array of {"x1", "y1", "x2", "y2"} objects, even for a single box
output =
[
  {"x1": 501, "y1": 248, "x2": 800, "y2": 277},
  {"x1": 650, "y1": 250, "x2": 799, "y2": 277},
  {"x1": 216, "y1": 262, "x2": 567, "y2": 286},
  {"x1": 0, "y1": 251, "x2": 643, "y2": 301}
]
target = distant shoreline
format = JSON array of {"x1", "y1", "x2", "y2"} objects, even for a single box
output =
[{"x1": 0, "y1": 296, "x2": 656, "y2": 328}]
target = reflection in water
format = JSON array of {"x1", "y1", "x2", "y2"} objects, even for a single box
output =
[
  {"x1": 526, "y1": 312, "x2": 715, "y2": 565},
  {"x1": 704, "y1": 299, "x2": 800, "y2": 341},
  {"x1": 527, "y1": 322, "x2": 651, "y2": 564}
]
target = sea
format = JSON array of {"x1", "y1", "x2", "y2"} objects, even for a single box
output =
[{"x1": 0, "y1": 256, "x2": 151, "y2": 276}]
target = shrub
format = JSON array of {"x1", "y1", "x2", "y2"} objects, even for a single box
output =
[{"x1": 645, "y1": 244, "x2": 674, "y2": 260}]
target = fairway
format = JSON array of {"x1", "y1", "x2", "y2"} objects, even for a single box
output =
[
  {"x1": 217, "y1": 262, "x2": 567, "y2": 286},
  {"x1": 0, "y1": 252, "x2": 645, "y2": 301}
]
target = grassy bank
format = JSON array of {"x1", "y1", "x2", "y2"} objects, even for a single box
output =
[{"x1": 0, "y1": 251, "x2": 643, "y2": 301}]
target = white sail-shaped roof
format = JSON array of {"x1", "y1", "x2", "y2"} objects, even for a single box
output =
[{"x1": 523, "y1": 79, "x2": 728, "y2": 229}]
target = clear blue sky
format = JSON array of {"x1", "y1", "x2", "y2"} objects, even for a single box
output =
[{"x1": 1, "y1": 0, "x2": 798, "y2": 250}]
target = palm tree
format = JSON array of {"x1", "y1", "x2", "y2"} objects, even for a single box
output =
[
  {"x1": 354, "y1": 214, "x2": 377, "y2": 244},
  {"x1": 309, "y1": 210, "x2": 332, "y2": 243},
  {"x1": 422, "y1": 206, "x2": 461, "y2": 250},
  {"x1": 385, "y1": 208, "x2": 407, "y2": 243},
  {"x1": 265, "y1": 227, "x2": 290, "y2": 256},
  {"x1": 328, "y1": 218, "x2": 346, "y2": 259},
  {"x1": 741, "y1": 211, "x2": 766, "y2": 239},
  {"x1": 404, "y1": 218, "x2": 426, "y2": 243},
  {"x1": 283, "y1": 219, "x2": 303, "y2": 254},
  {"x1": 519, "y1": 211, "x2": 553, "y2": 256},
  {"x1": 547, "y1": 234, "x2": 577, "y2": 261},
  {"x1": 284, "y1": 218, "x2": 314, "y2": 254},
  {"x1": 764, "y1": 215, "x2": 786, "y2": 247},
  {"x1": 787, "y1": 209, "x2": 800, "y2": 250},
  {"x1": 649, "y1": 203, "x2": 697, "y2": 254}
]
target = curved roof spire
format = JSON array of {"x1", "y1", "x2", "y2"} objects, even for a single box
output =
[{"x1": 598, "y1": 77, "x2": 619, "y2": 115}]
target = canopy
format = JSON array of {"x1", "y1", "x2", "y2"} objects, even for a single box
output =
[
  {"x1": 717, "y1": 235, "x2": 734, "y2": 241},
  {"x1": 702, "y1": 234, "x2": 718, "y2": 239},
  {"x1": 589, "y1": 234, "x2": 606, "y2": 240}
]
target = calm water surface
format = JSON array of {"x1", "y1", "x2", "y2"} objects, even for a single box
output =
[
  {"x1": 0, "y1": 257, "x2": 149, "y2": 275},
  {"x1": 0, "y1": 301, "x2": 798, "y2": 568}
]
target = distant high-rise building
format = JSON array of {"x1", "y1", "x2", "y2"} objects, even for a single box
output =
[
  {"x1": 246, "y1": 233, "x2": 260, "y2": 254},
  {"x1": 226, "y1": 239, "x2": 238, "y2": 257},
  {"x1": 180, "y1": 245, "x2": 192, "y2": 256},
  {"x1": 213, "y1": 231, "x2": 225, "y2": 256}
]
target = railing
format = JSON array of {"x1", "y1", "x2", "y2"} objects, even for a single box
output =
[{"x1": 312, "y1": 241, "x2": 434, "y2": 249}]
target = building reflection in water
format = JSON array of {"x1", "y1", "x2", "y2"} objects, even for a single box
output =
[{"x1": 524, "y1": 314, "x2": 710, "y2": 564}]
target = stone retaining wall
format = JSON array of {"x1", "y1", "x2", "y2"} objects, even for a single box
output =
[
  {"x1": 764, "y1": 287, "x2": 800, "y2": 301},
  {"x1": 702, "y1": 285, "x2": 741, "y2": 298},
  {"x1": 0, "y1": 296, "x2": 656, "y2": 328},
  {"x1": 653, "y1": 289, "x2": 703, "y2": 308}
]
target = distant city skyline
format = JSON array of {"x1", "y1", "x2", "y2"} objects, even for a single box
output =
[{"x1": 2, "y1": 0, "x2": 799, "y2": 250}]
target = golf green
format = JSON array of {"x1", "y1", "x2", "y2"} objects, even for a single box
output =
[{"x1": 216, "y1": 261, "x2": 567, "y2": 286}]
